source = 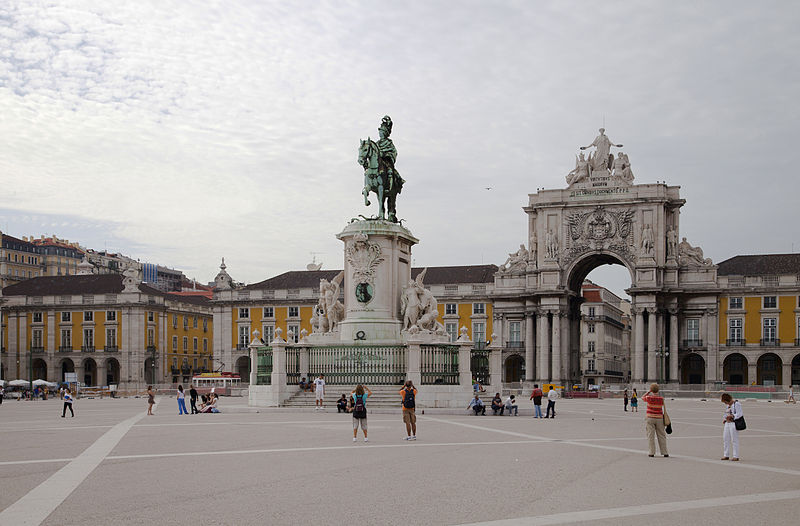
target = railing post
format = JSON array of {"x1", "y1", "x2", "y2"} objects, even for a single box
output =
[
  {"x1": 271, "y1": 329, "x2": 287, "y2": 388},
  {"x1": 248, "y1": 329, "x2": 261, "y2": 386},
  {"x1": 300, "y1": 345, "x2": 310, "y2": 381},
  {"x1": 457, "y1": 327, "x2": 473, "y2": 389},
  {"x1": 406, "y1": 335, "x2": 422, "y2": 386},
  {"x1": 489, "y1": 332, "x2": 503, "y2": 388}
]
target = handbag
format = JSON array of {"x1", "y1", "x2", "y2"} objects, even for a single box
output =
[
  {"x1": 663, "y1": 410, "x2": 673, "y2": 434},
  {"x1": 733, "y1": 401, "x2": 746, "y2": 431}
]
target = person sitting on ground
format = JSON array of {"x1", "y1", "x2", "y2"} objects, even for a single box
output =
[
  {"x1": 467, "y1": 394, "x2": 486, "y2": 415},
  {"x1": 473, "y1": 379, "x2": 486, "y2": 393},
  {"x1": 491, "y1": 393, "x2": 504, "y2": 415},
  {"x1": 299, "y1": 377, "x2": 312, "y2": 392},
  {"x1": 200, "y1": 393, "x2": 219, "y2": 413},
  {"x1": 505, "y1": 394, "x2": 519, "y2": 416},
  {"x1": 337, "y1": 394, "x2": 349, "y2": 413}
]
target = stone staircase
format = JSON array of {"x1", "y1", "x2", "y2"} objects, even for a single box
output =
[{"x1": 281, "y1": 385, "x2": 407, "y2": 408}]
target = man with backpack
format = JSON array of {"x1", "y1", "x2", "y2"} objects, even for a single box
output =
[
  {"x1": 351, "y1": 385, "x2": 372, "y2": 442},
  {"x1": 399, "y1": 380, "x2": 417, "y2": 441}
]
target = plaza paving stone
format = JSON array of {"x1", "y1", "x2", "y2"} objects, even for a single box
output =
[{"x1": 1, "y1": 396, "x2": 799, "y2": 525}]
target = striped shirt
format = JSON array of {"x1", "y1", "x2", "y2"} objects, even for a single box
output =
[{"x1": 642, "y1": 393, "x2": 664, "y2": 418}]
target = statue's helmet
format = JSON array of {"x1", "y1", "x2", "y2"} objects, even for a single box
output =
[
  {"x1": 380, "y1": 115, "x2": 393, "y2": 135},
  {"x1": 599, "y1": 127, "x2": 605, "y2": 133}
]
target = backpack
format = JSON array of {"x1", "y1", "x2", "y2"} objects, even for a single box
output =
[
  {"x1": 403, "y1": 388, "x2": 415, "y2": 409},
  {"x1": 353, "y1": 394, "x2": 367, "y2": 419}
]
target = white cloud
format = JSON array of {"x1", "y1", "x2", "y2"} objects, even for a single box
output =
[{"x1": 0, "y1": 0, "x2": 799, "y2": 298}]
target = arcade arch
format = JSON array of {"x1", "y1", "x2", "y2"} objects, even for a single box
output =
[
  {"x1": 236, "y1": 355, "x2": 250, "y2": 382},
  {"x1": 106, "y1": 358, "x2": 120, "y2": 386},
  {"x1": 82, "y1": 358, "x2": 97, "y2": 386},
  {"x1": 757, "y1": 353, "x2": 782, "y2": 386},
  {"x1": 793, "y1": 354, "x2": 800, "y2": 386},
  {"x1": 504, "y1": 354, "x2": 524, "y2": 383},
  {"x1": 32, "y1": 358, "x2": 47, "y2": 381},
  {"x1": 681, "y1": 353, "x2": 705, "y2": 384},
  {"x1": 723, "y1": 353, "x2": 748, "y2": 385},
  {"x1": 59, "y1": 358, "x2": 75, "y2": 383}
]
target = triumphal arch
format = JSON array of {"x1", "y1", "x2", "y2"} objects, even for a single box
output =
[{"x1": 493, "y1": 129, "x2": 720, "y2": 387}]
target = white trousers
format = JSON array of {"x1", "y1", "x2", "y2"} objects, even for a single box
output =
[{"x1": 723, "y1": 422, "x2": 739, "y2": 458}]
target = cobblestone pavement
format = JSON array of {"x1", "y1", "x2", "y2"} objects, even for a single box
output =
[{"x1": 1, "y1": 396, "x2": 799, "y2": 525}]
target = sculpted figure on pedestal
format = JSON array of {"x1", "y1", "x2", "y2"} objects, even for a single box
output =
[
  {"x1": 401, "y1": 269, "x2": 445, "y2": 334},
  {"x1": 640, "y1": 224, "x2": 654, "y2": 255},
  {"x1": 566, "y1": 152, "x2": 591, "y2": 185},
  {"x1": 666, "y1": 226, "x2": 678, "y2": 258},
  {"x1": 358, "y1": 116, "x2": 405, "y2": 222},
  {"x1": 612, "y1": 152, "x2": 634, "y2": 182},
  {"x1": 318, "y1": 271, "x2": 345, "y2": 332},
  {"x1": 545, "y1": 229, "x2": 559, "y2": 259},
  {"x1": 529, "y1": 231, "x2": 537, "y2": 264},
  {"x1": 580, "y1": 128, "x2": 623, "y2": 172},
  {"x1": 678, "y1": 237, "x2": 713, "y2": 267},
  {"x1": 500, "y1": 244, "x2": 529, "y2": 273}
]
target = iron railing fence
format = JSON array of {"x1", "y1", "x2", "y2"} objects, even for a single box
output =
[
  {"x1": 308, "y1": 345, "x2": 406, "y2": 385},
  {"x1": 421, "y1": 344, "x2": 459, "y2": 385}
]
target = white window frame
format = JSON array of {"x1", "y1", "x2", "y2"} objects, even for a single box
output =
[
  {"x1": 473, "y1": 303, "x2": 485, "y2": 315},
  {"x1": 84, "y1": 311, "x2": 93, "y2": 322},
  {"x1": 106, "y1": 310, "x2": 116, "y2": 322},
  {"x1": 147, "y1": 328, "x2": 155, "y2": 347},
  {"x1": 288, "y1": 324, "x2": 300, "y2": 343},
  {"x1": 263, "y1": 307, "x2": 274, "y2": 318},
  {"x1": 32, "y1": 312, "x2": 43, "y2": 323},
  {"x1": 445, "y1": 322, "x2": 458, "y2": 342},
  {"x1": 288, "y1": 306, "x2": 299, "y2": 318},
  {"x1": 239, "y1": 308, "x2": 250, "y2": 319},
  {"x1": 687, "y1": 318, "x2": 700, "y2": 341},
  {"x1": 262, "y1": 324, "x2": 275, "y2": 344},
  {"x1": 193, "y1": 337, "x2": 198, "y2": 351},
  {"x1": 203, "y1": 338, "x2": 208, "y2": 352},
  {"x1": 183, "y1": 336, "x2": 188, "y2": 351},
  {"x1": 509, "y1": 321, "x2": 521, "y2": 343},
  {"x1": 445, "y1": 303, "x2": 457, "y2": 316},
  {"x1": 61, "y1": 311, "x2": 71, "y2": 323},
  {"x1": 472, "y1": 321, "x2": 486, "y2": 344},
  {"x1": 106, "y1": 327, "x2": 116, "y2": 347},
  {"x1": 729, "y1": 297, "x2": 743, "y2": 310},
  {"x1": 587, "y1": 323, "x2": 595, "y2": 333},
  {"x1": 763, "y1": 317, "x2": 777, "y2": 341},
  {"x1": 238, "y1": 325, "x2": 250, "y2": 347},
  {"x1": 147, "y1": 311, "x2": 154, "y2": 322},
  {"x1": 61, "y1": 329, "x2": 71, "y2": 348},
  {"x1": 32, "y1": 328, "x2": 43, "y2": 348},
  {"x1": 729, "y1": 318, "x2": 743, "y2": 342},
  {"x1": 173, "y1": 336, "x2": 178, "y2": 350},
  {"x1": 83, "y1": 328, "x2": 94, "y2": 348},
  {"x1": 763, "y1": 296, "x2": 777, "y2": 309}
]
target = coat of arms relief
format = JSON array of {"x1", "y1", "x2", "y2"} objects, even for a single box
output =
[{"x1": 563, "y1": 206, "x2": 636, "y2": 265}]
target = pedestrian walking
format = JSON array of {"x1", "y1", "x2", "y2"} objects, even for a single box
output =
[
  {"x1": 0, "y1": 385, "x2": 4, "y2": 405},
  {"x1": 147, "y1": 385, "x2": 155, "y2": 415},
  {"x1": 623, "y1": 388, "x2": 629, "y2": 411},
  {"x1": 59, "y1": 386, "x2": 64, "y2": 400},
  {"x1": 314, "y1": 374, "x2": 326, "y2": 410},
  {"x1": 530, "y1": 384, "x2": 543, "y2": 418},
  {"x1": 351, "y1": 384, "x2": 372, "y2": 442},
  {"x1": 177, "y1": 385, "x2": 189, "y2": 415},
  {"x1": 189, "y1": 385, "x2": 199, "y2": 414},
  {"x1": 545, "y1": 386, "x2": 558, "y2": 418},
  {"x1": 61, "y1": 388, "x2": 74, "y2": 417},
  {"x1": 642, "y1": 383, "x2": 669, "y2": 458},
  {"x1": 630, "y1": 388, "x2": 638, "y2": 412},
  {"x1": 720, "y1": 393, "x2": 742, "y2": 461},
  {"x1": 787, "y1": 386, "x2": 796, "y2": 404},
  {"x1": 400, "y1": 380, "x2": 417, "y2": 440}
]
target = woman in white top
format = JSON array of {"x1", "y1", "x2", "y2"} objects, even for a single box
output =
[
  {"x1": 720, "y1": 393, "x2": 742, "y2": 461},
  {"x1": 177, "y1": 385, "x2": 188, "y2": 415}
]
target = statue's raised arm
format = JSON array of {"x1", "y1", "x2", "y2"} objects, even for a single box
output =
[{"x1": 580, "y1": 128, "x2": 623, "y2": 171}]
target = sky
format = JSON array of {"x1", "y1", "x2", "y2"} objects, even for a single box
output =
[{"x1": 1, "y1": 1, "x2": 799, "y2": 298}]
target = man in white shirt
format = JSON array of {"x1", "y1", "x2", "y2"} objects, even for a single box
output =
[
  {"x1": 504, "y1": 394, "x2": 519, "y2": 416},
  {"x1": 313, "y1": 374, "x2": 326, "y2": 410},
  {"x1": 545, "y1": 387, "x2": 558, "y2": 419}
]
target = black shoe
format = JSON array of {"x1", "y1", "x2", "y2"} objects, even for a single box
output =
[
  {"x1": 663, "y1": 455, "x2": 669, "y2": 458},
  {"x1": 648, "y1": 454, "x2": 655, "y2": 457}
]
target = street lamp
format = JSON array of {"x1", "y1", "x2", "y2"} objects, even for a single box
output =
[{"x1": 655, "y1": 346, "x2": 670, "y2": 384}]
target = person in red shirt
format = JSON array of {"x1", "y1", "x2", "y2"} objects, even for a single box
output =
[
  {"x1": 530, "y1": 384, "x2": 544, "y2": 418},
  {"x1": 642, "y1": 383, "x2": 669, "y2": 457}
]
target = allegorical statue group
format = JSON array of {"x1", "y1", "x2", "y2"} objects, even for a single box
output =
[
  {"x1": 566, "y1": 128, "x2": 634, "y2": 185},
  {"x1": 401, "y1": 269, "x2": 445, "y2": 334}
]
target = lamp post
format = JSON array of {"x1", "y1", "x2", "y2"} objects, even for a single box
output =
[{"x1": 655, "y1": 346, "x2": 670, "y2": 384}]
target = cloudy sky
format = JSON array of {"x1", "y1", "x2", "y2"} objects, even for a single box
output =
[{"x1": 1, "y1": 1, "x2": 799, "y2": 297}]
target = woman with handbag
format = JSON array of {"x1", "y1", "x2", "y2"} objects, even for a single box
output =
[
  {"x1": 720, "y1": 393, "x2": 742, "y2": 461},
  {"x1": 642, "y1": 383, "x2": 669, "y2": 458}
]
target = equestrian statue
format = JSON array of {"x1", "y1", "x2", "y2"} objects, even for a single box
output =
[{"x1": 358, "y1": 115, "x2": 405, "y2": 222}]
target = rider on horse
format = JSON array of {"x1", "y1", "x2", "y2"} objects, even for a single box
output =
[{"x1": 359, "y1": 116, "x2": 405, "y2": 222}]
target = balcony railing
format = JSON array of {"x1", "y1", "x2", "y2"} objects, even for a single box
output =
[
  {"x1": 30, "y1": 346, "x2": 45, "y2": 353},
  {"x1": 81, "y1": 346, "x2": 96, "y2": 352},
  {"x1": 104, "y1": 345, "x2": 119, "y2": 352},
  {"x1": 505, "y1": 341, "x2": 524, "y2": 349},
  {"x1": 682, "y1": 339, "x2": 704, "y2": 348},
  {"x1": 760, "y1": 338, "x2": 780, "y2": 347},
  {"x1": 726, "y1": 339, "x2": 746, "y2": 346},
  {"x1": 58, "y1": 346, "x2": 72, "y2": 352}
]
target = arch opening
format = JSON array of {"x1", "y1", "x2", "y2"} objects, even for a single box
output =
[
  {"x1": 60, "y1": 359, "x2": 75, "y2": 383},
  {"x1": 106, "y1": 358, "x2": 120, "y2": 386},
  {"x1": 757, "y1": 353, "x2": 782, "y2": 386},
  {"x1": 236, "y1": 356, "x2": 251, "y2": 382},
  {"x1": 82, "y1": 358, "x2": 97, "y2": 387},
  {"x1": 32, "y1": 358, "x2": 47, "y2": 381},
  {"x1": 723, "y1": 353, "x2": 748, "y2": 385},
  {"x1": 681, "y1": 353, "x2": 705, "y2": 384},
  {"x1": 504, "y1": 354, "x2": 524, "y2": 383}
]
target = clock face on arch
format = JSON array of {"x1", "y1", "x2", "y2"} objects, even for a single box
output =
[{"x1": 355, "y1": 282, "x2": 373, "y2": 304}]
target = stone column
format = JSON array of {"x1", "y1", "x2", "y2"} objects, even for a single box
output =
[
  {"x1": 299, "y1": 346, "x2": 310, "y2": 381},
  {"x1": 97, "y1": 360, "x2": 107, "y2": 387},
  {"x1": 457, "y1": 337, "x2": 473, "y2": 390},
  {"x1": 537, "y1": 311, "x2": 550, "y2": 383},
  {"x1": 747, "y1": 362, "x2": 757, "y2": 385},
  {"x1": 706, "y1": 308, "x2": 719, "y2": 383},
  {"x1": 525, "y1": 313, "x2": 535, "y2": 381},
  {"x1": 406, "y1": 338, "x2": 422, "y2": 386},
  {"x1": 647, "y1": 310, "x2": 658, "y2": 382},
  {"x1": 782, "y1": 363, "x2": 792, "y2": 387},
  {"x1": 669, "y1": 311, "x2": 679, "y2": 383},
  {"x1": 551, "y1": 312, "x2": 562, "y2": 384},
  {"x1": 633, "y1": 308, "x2": 644, "y2": 382},
  {"x1": 271, "y1": 340, "x2": 287, "y2": 389},
  {"x1": 248, "y1": 340, "x2": 258, "y2": 386},
  {"x1": 494, "y1": 315, "x2": 504, "y2": 348},
  {"x1": 489, "y1": 342, "x2": 503, "y2": 389}
]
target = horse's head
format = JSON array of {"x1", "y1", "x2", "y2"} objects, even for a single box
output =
[{"x1": 358, "y1": 137, "x2": 377, "y2": 168}]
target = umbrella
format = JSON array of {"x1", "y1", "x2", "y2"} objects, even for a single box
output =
[
  {"x1": 0, "y1": 379, "x2": 6, "y2": 386},
  {"x1": 33, "y1": 379, "x2": 56, "y2": 387},
  {"x1": 8, "y1": 379, "x2": 30, "y2": 387}
]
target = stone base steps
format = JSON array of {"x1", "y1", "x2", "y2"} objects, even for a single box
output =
[{"x1": 282, "y1": 385, "x2": 407, "y2": 408}]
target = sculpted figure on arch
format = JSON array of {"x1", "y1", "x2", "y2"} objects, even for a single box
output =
[{"x1": 580, "y1": 128, "x2": 623, "y2": 172}]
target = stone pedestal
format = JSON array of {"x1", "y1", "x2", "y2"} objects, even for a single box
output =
[{"x1": 336, "y1": 220, "x2": 418, "y2": 344}]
